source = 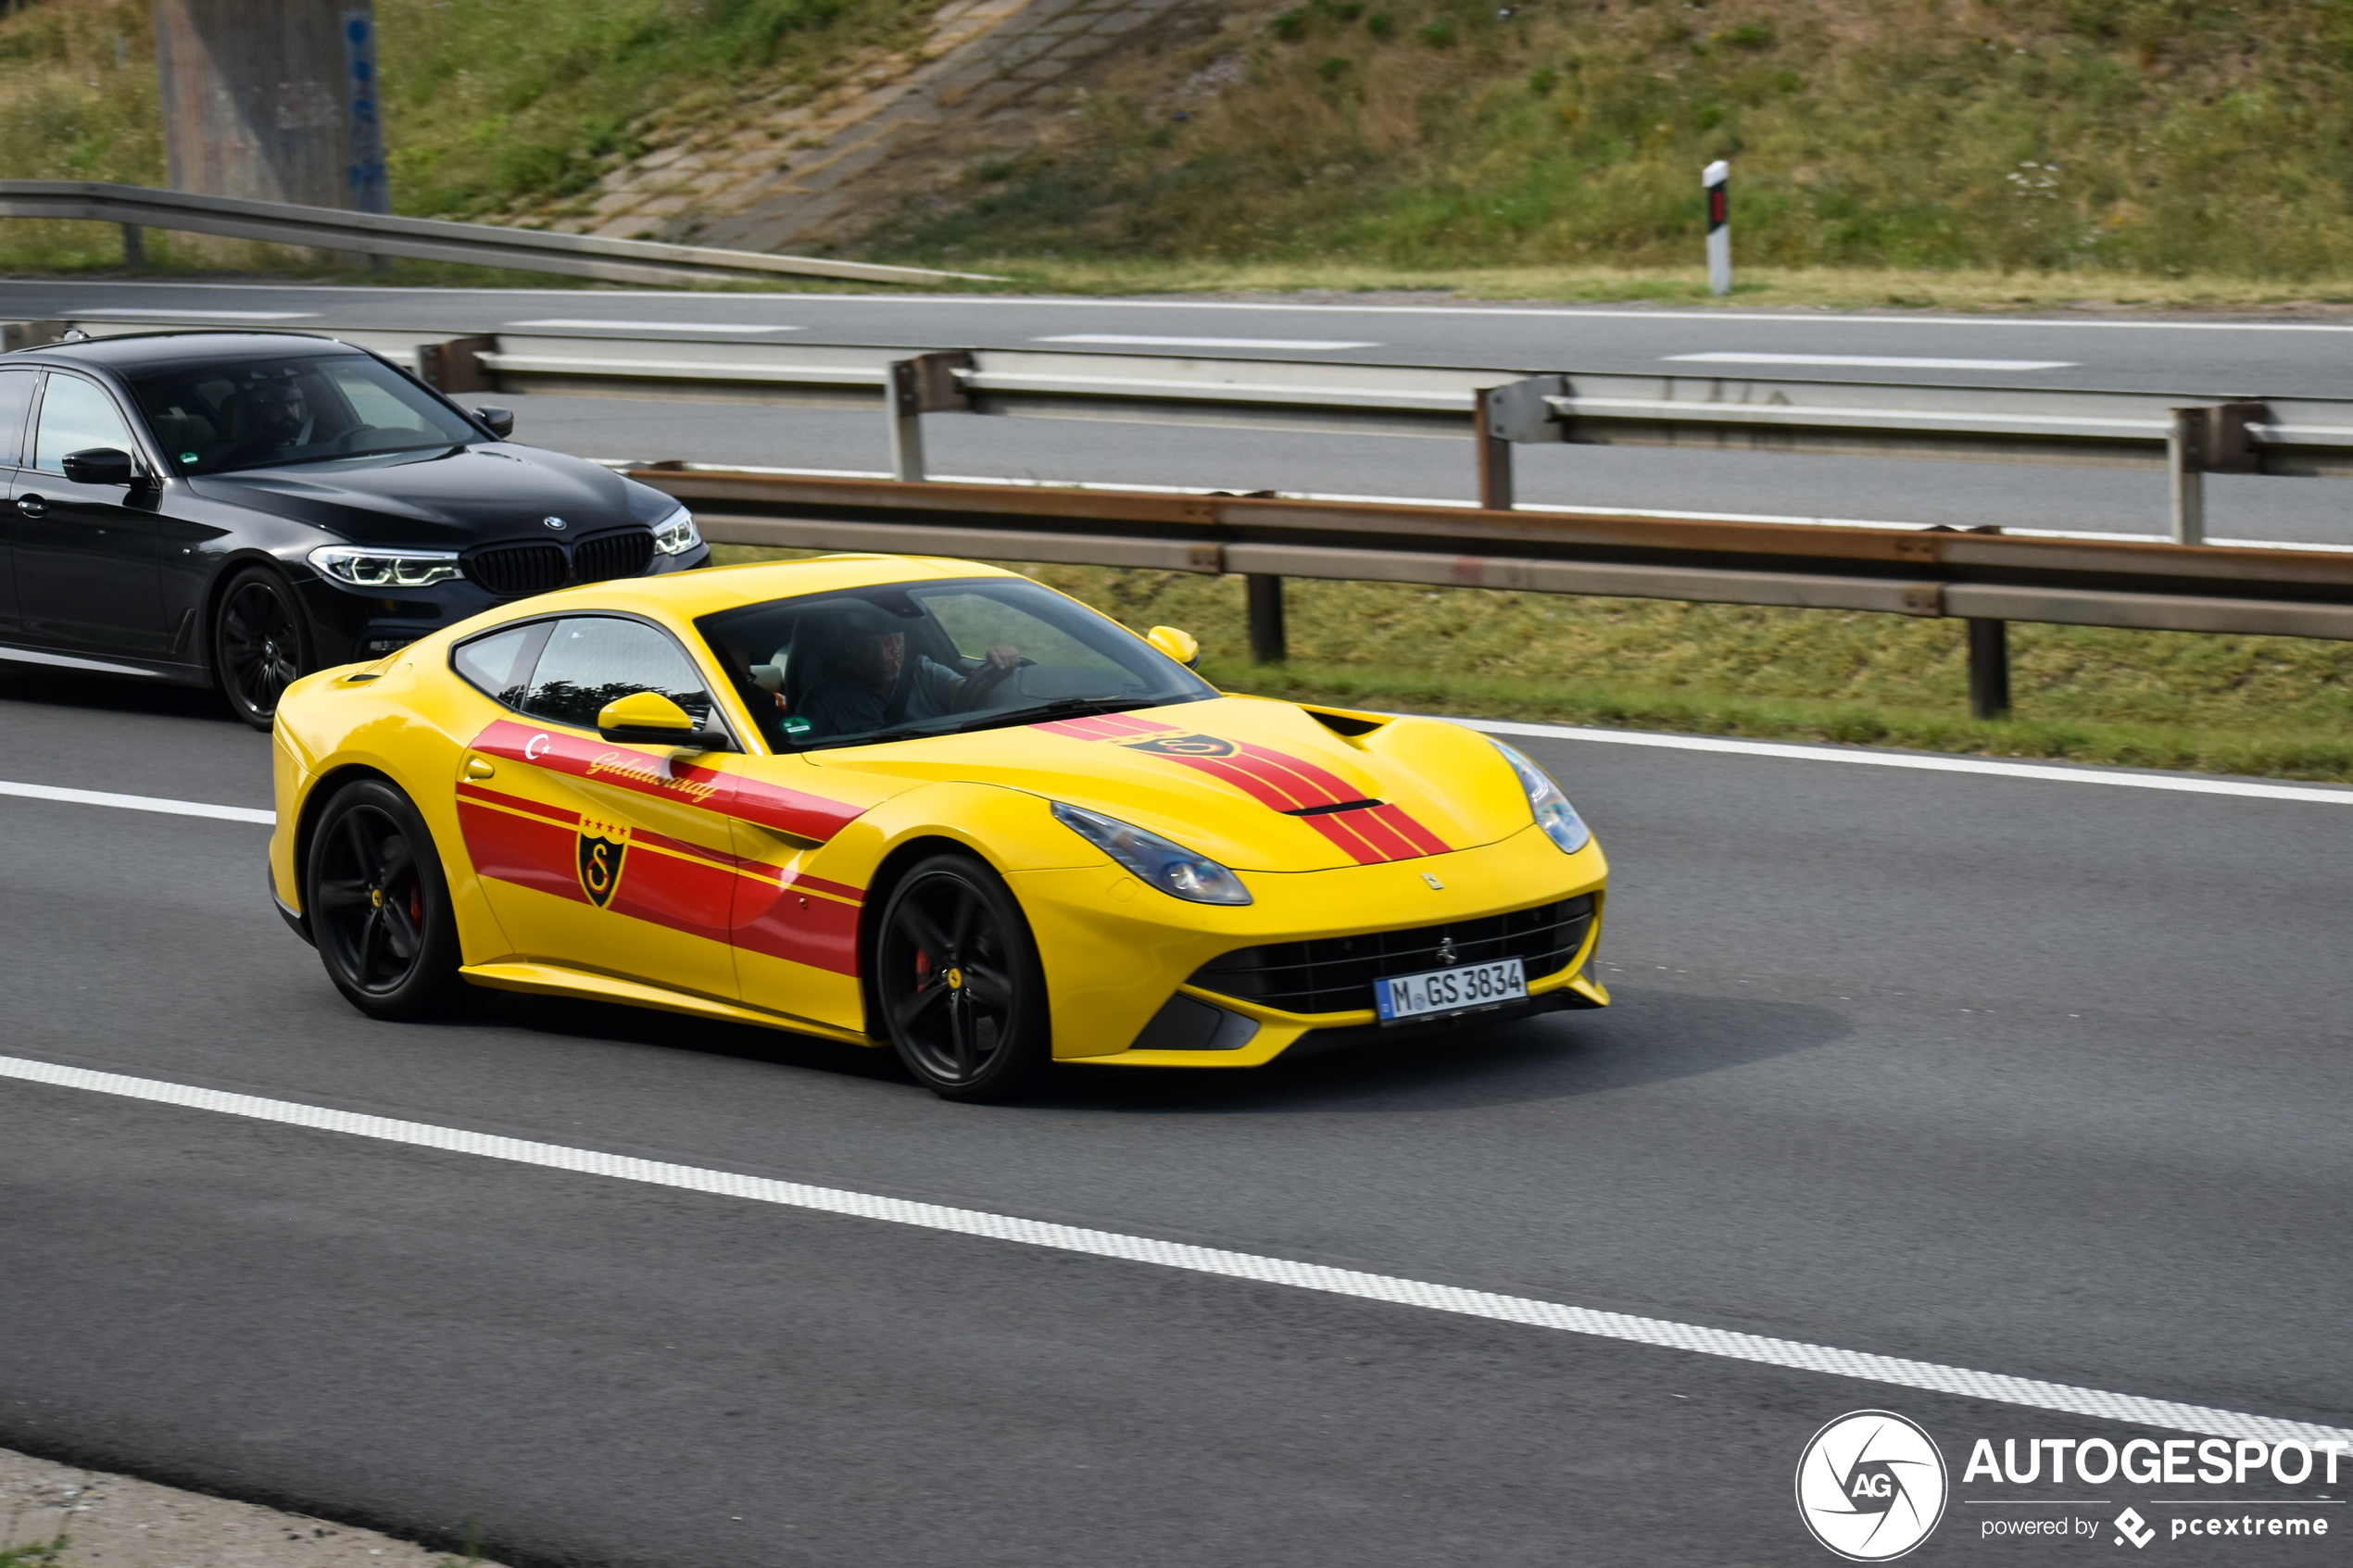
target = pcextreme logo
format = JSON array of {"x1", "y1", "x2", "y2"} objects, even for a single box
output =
[{"x1": 1797, "y1": 1411, "x2": 1951, "y2": 1562}]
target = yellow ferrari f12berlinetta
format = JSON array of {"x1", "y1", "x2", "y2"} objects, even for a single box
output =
[{"x1": 268, "y1": 554, "x2": 1608, "y2": 1098}]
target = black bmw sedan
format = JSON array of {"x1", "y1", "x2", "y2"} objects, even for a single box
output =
[{"x1": 0, "y1": 330, "x2": 709, "y2": 727}]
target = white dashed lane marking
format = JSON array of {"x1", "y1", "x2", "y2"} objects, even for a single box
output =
[
  {"x1": 1664, "y1": 352, "x2": 2078, "y2": 370},
  {"x1": 0, "y1": 780, "x2": 272, "y2": 824},
  {"x1": 1, "y1": 1052, "x2": 2344, "y2": 1451}
]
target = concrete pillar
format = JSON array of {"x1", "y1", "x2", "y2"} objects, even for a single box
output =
[{"x1": 150, "y1": 0, "x2": 389, "y2": 213}]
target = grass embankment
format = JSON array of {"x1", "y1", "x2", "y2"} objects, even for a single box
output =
[
  {"x1": 8, "y1": 0, "x2": 2353, "y2": 306},
  {"x1": 0, "y1": 0, "x2": 930, "y2": 274},
  {"x1": 713, "y1": 546, "x2": 2353, "y2": 782},
  {"x1": 876, "y1": 0, "x2": 2353, "y2": 283}
]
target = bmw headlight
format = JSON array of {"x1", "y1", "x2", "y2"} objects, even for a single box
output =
[
  {"x1": 651, "y1": 506, "x2": 702, "y2": 557},
  {"x1": 1051, "y1": 801, "x2": 1252, "y2": 906},
  {"x1": 1491, "y1": 740, "x2": 1592, "y2": 854},
  {"x1": 308, "y1": 545, "x2": 464, "y2": 588}
]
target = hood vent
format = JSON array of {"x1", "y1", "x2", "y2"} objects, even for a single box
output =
[{"x1": 462, "y1": 528, "x2": 653, "y2": 598}]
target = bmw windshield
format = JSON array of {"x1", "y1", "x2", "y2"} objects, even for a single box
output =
[
  {"x1": 698, "y1": 578, "x2": 1218, "y2": 752},
  {"x1": 126, "y1": 352, "x2": 482, "y2": 476}
]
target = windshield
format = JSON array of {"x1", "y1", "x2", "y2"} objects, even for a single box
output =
[
  {"x1": 698, "y1": 577, "x2": 1217, "y2": 752},
  {"x1": 125, "y1": 352, "x2": 481, "y2": 475}
]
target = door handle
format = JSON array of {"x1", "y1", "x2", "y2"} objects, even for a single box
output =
[
  {"x1": 464, "y1": 757, "x2": 496, "y2": 780},
  {"x1": 15, "y1": 494, "x2": 44, "y2": 518}
]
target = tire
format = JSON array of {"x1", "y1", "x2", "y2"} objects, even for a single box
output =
[
  {"x1": 214, "y1": 566, "x2": 314, "y2": 730},
  {"x1": 306, "y1": 778, "x2": 470, "y2": 1021},
  {"x1": 874, "y1": 852, "x2": 1051, "y2": 1102}
]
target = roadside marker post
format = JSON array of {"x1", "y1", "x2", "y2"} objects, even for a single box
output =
[{"x1": 1704, "y1": 161, "x2": 1731, "y2": 297}]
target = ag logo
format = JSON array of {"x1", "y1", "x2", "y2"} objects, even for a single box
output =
[
  {"x1": 1795, "y1": 1411, "x2": 1947, "y2": 1562},
  {"x1": 577, "y1": 819, "x2": 630, "y2": 908},
  {"x1": 1124, "y1": 734, "x2": 1237, "y2": 759}
]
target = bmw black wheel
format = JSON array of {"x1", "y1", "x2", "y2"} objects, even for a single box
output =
[
  {"x1": 875, "y1": 852, "x2": 1050, "y2": 1101},
  {"x1": 307, "y1": 779, "x2": 468, "y2": 1021},
  {"x1": 215, "y1": 566, "x2": 312, "y2": 730}
]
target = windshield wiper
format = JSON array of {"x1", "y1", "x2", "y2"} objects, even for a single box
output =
[{"x1": 954, "y1": 696, "x2": 1164, "y2": 734}]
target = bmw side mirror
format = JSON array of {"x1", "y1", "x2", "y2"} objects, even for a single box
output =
[
  {"x1": 472, "y1": 406, "x2": 515, "y2": 439},
  {"x1": 61, "y1": 446, "x2": 137, "y2": 486}
]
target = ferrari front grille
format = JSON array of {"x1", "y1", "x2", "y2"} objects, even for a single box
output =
[
  {"x1": 465, "y1": 540, "x2": 569, "y2": 596},
  {"x1": 572, "y1": 528, "x2": 655, "y2": 583},
  {"x1": 1188, "y1": 895, "x2": 1595, "y2": 1017}
]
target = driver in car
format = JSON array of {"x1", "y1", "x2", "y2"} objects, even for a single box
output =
[
  {"x1": 223, "y1": 378, "x2": 317, "y2": 466},
  {"x1": 794, "y1": 599, "x2": 1020, "y2": 737}
]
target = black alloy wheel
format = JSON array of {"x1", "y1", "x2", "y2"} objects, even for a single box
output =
[
  {"x1": 307, "y1": 779, "x2": 469, "y2": 1021},
  {"x1": 875, "y1": 852, "x2": 1050, "y2": 1101},
  {"x1": 215, "y1": 566, "x2": 312, "y2": 730}
]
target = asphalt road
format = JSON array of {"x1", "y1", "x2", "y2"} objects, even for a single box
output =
[
  {"x1": 1, "y1": 666, "x2": 2347, "y2": 1567},
  {"x1": 8, "y1": 280, "x2": 2349, "y2": 543},
  {"x1": 8, "y1": 278, "x2": 2353, "y2": 391}
]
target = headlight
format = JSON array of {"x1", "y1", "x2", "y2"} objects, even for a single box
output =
[
  {"x1": 307, "y1": 546, "x2": 464, "y2": 588},
  {"x1": 651, "y1": 507, "x2": 702, "y2": 556},
  {"x1": 1051, "y1": 801, "x2": 1252, "y2": 906},
  {"x1": 1491, "y1": 740, "x2": 1592, "y2": 854}
]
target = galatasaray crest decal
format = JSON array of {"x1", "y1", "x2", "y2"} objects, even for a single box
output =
[
  {"x1": 577, "y1": 819, "x2": 631, "y2": 908},
  {"x1": 1122, "y1": 734, "x2": 1238, "y2": 759}
]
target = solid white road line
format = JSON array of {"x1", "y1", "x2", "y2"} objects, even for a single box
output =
[
  {"x1": 72, "y1": 307, "x2": 315, "y2": 320},
  {"x1": 1034, "y1": 333, "x2": 1382, "y2": 350},
  {"x1": 3, "y1": 716, "x2": 2347, "y2": 832},
  {"x1": 1463, "y1": 719, "x2": 2353, "y2": 805},
  {"x1": 1, "y1": 1050, "x2": 2343, "y2": 1449},
  {"x1": 1665, "y1": 352, "x2": 2077, "y2": 371},
  {"x1": 0, "y1": 781, "x2": 273, "y2": 824},
  {"x1": 505, "y1": 319, "x2": 799, "y2": 332}
]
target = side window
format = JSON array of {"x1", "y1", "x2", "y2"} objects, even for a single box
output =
[
  {"x1": 0, "y1": 370, "x2": 36, "y2": 469},
  {"x1": 33, "y1": 375, "x2": 138, "y2": 473},
  {"x1": 522, "y1": 617, "x2": 716, "y2": 734},
  {"x1": 451, "y1": 621, "x2": 553, "y2": 708}
]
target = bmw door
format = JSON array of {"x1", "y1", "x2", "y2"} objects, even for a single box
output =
[
  {"x1": 0, "y1": 367, "x2": 37, "y2": 635},
  {"x1": 15, "y1": 371, "x2": 167, "y2": 657},
  {"x1": 449, "y1": 613, "x2": 745, "y2": 1005}
]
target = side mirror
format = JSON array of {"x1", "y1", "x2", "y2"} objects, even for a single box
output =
[
  {"x1": 1146, "y1": 625, "x2": 1201, "y2": 671},
  {"x1": 61, "y1": 446, "x2": 137, "y2": 486},
  {"x1": 472, "y1": 406, "x2": 515, "y2": 439},
  {"x1": 596, "y1": 690, "x2": 730, "y2": 749}
]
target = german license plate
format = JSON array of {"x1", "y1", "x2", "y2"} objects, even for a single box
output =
[{"x1": 1374, "y1": 956, "x2": 1527, "y2": 1023}]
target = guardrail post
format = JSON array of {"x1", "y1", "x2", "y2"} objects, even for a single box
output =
[
  {"x1": 1247, "y1": 575, "x2": 1288, "y2": 664},
  {"x1": 2168, "y1": 408, "x2": 2208, "y2": 546},
  {"x1": 1476, "y1": 387, "x2": 1514, "y2": 510},
  {"x1": 887, "y1": 359, "x2": 927, "y2": 483},
  {"x1": 885, "y1": 351, "x2": 974, "y2": 484},
  {"x1": 417, "y1": 335, "x2": 497, "y2": 394},
  {"x1": 120, "y1": 223, "x2": 144, "y2": 267},
  {"x1": 1475, "y1": 378, "x2": 1565, "y2": 510},
  {"x1": 1967, "y1": 619, "x2": 2011, "y2": 720}
]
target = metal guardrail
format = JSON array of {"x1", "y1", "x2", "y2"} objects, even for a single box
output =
[
  {"x1": 428, "y1": 332, "x2": 2353, "y2": 546},
  {"x1": 0, "y1": 180, "x2": 994, "y2": 287},
  {"x1": 24, "y1": 312, "x2": 2353, "y2": 715},
  {"x1": 635, "y1": 465, "x2": 2353, "y2": 723}
]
